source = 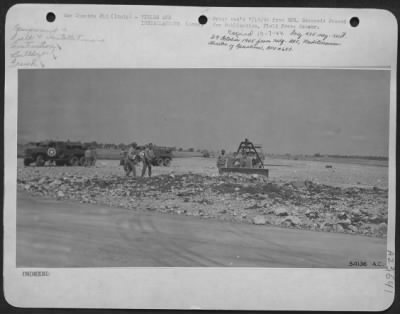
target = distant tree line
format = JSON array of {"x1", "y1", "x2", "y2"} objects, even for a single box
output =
[
  {"x1": 325, "y1": 154, "x2": 388, "y2": 161},
  {"x1": 270, "y1": 152, "x2": 388, "y2": 161},
  {"x1": 313, "y1": 153, "x2": 387, "y2": 160}
]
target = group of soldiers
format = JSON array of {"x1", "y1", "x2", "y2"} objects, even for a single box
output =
[{"x1": 123, "y1": 142, "x2": 155, "y2": 177}]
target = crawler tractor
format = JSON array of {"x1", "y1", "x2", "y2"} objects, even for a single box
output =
[{"x1": 220, "y1": 139, "x2": 269, "y2": 177}]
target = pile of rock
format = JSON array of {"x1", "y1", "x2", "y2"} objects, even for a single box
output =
[{"x1": 17, "y1": 171, "x2": 388, "y2": 238}]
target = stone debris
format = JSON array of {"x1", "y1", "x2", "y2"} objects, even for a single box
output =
[
  {"x1": 252, "y1": 215, "x2": 267, "y2": 225},
  {"x1": 305, "y1": 209, "x2": 319, "y2": 219},
  {"x1": 348, "y1": 225, "x2": 358, "y2": 233},
  {"x1": 377, "y1": 222, "x2": 387, "y2": 234},
  {"x1": 337, "y1": 218, "x2": 352, "y2": 228},
  {"x1": 337, "y1": 212, "x2": 348, "y2": 220},
  {"x1": 17, "y1": 167, "x2": 388, "y2": 238},
  {"x1": 368, "y1": 215, "x2": 384, "y2": 224},
  {"x1": 335, "y1": 224, "x2": 345, "y2": 233},
  {"x1": 274, "y1": 207, "x2": 289, "y2": 216},
  {"x1": 282, "y1": 215, "x2": 302, "y2": 226}
]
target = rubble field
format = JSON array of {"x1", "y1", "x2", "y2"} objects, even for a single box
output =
[{"x1": 17, "y1": 158, "x2": 388, "y2": 238}]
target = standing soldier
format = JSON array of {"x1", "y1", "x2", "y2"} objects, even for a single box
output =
[
  {"x1": 216, "y1": 149, "x2": 227, "y2": 174},
  {"x1": 233, "y1": 152, "x2": 241, "y2": 168},
  {"x1": 84, "y1": 146, "x2": 92, "y2": 167},
  {"x1": 120, "y1": 146, "x2": 127, "y2": 166},
  {"x1": 240, "y1": 151, "x2": 247, "y2": 168},
  {"x1": 141, "y1": 143, "x2": 155, "y2": 177},
  {"x1": 126, "y1": 142, "x2": 139, "y2": 177},
  {"x1": 90, "y1": 146, "x2": 97, "y2": 166}
]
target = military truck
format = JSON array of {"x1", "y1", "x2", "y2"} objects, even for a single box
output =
[
  {"x1": 23, "y1": 141, "x2": 87, "y2": 166},
  {"x1": 151, "y1": 146, "x2": 173, "y2": 166}
]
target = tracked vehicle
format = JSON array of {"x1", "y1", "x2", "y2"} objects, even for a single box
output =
[{"x1": 220, "y1": 139, "x2": 269, "y2": 177}]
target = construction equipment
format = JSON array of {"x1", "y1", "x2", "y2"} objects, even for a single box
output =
[{"x1": 219, "y1": 138, "x2": 269, "y2": 177}]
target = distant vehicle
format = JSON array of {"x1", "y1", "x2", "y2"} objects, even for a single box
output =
[
  {"x1": 23, "y1": 141, "x2": 87, "y2": 166},
  {"x1": 151, "y1": 146, "x2": 173, "y2": 166},
  {"x1": 120, "y1": 145, "x2": 173, "y2": 167},
  {"x1": 220, "y1": 139, "x2": 269, "y2": 177},
  {"x1": 201, "y1": 150, "x2": 211, "y2": 158}
]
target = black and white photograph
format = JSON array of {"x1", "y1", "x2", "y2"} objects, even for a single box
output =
[
  {"x1": 17, "y1": 68, "x2": 390, "y2": 268},
  {"x1": 4, "y1": 5, "x2": 397, "y2": 310}
]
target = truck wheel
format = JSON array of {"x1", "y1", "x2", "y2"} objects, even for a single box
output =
[
  {"x1": 35, "y1": 155, "x2": 45, "y2": 167},
  {"x1": 79, "y1": 156, "x2": 86, "y2": 166},
  {"x1": 69, "y1": 156, "x2": 80, "y2": 166},
  {"x1": 163, "y1": 158, "x2": 171, "y2": 167},
  {"x1": 157, "y1": 158, "x2": 164, "y2": 166}
]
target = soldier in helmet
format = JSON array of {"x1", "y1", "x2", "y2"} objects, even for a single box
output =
[
  {"x1": 89, "y1": 146, "x2": 97, "y2": 166},
  {"x1": 141, "y1": 143, "x2": 155, "y2": 177},
  {"x1": 126, "y1": 142, "x2": 139, "y2": 177},
  {"x1": 217, "y1": 149, "x2": 227, "y2": 174},
  {"x1": 84, "y1": 146, "x2": 92, "y2": 167}
]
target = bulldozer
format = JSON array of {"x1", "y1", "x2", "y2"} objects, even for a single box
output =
[{"x1": 219, "y1": 138, "x2": 269, "y2": 177}]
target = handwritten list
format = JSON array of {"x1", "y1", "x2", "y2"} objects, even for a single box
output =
[{"x1": 9, "y1": 24, "x2": 104, "y2": 68}]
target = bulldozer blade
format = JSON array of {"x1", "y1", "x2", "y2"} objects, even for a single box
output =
[{"x1": 220, "y1": 167, "x2": 269, "y2": 177}]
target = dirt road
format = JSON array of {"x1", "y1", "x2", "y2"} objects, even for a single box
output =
[{"x1": 17, "y1": 192, "x2": 386, "y2": 268}]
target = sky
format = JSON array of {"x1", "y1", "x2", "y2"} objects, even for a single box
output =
[{"x1": 18, "y1": 68, "x2": 390, "y2": 156}]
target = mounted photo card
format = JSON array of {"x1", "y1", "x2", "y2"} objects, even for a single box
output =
[{"x1": 4, "y1": 4, "x2": 397, "y2": 310}]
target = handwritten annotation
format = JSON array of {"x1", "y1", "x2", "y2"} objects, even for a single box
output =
[
  {"x1": 9, "y1": 24, "x2": 104, "y2": 68},
  {"x1": 208, "y1": 16, "x2": 347, "y2": 53}
]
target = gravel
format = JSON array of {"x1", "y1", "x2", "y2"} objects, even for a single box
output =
[{"x1": 17, "y1": 161, "x2": 389, "y2": 238}]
